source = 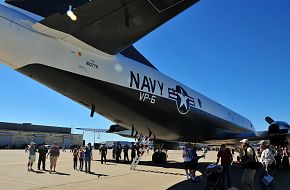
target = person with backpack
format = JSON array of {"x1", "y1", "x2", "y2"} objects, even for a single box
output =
[
  {"x1": 240, "y1": 139, "x2": 258, "y2": 190},
  {"x1": 259, "y1": 140, "x2": 275, "y2": 190},
  {"x1": 217, "y1": 144, "x2": 233, "y2": 189}
]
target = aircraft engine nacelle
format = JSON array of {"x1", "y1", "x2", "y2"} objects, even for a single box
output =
[
  {"x1": 107, "y1": 124, "x2": 128, "y2": 133},
  {"x1": 266, "y1": 118, "x2": 290, "y2": 147}
]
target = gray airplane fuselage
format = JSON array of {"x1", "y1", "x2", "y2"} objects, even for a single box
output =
[{"x1": 0, "y1": 4, "x2": 256, "y2": 142}]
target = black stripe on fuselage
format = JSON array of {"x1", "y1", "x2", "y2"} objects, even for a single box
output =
[{"x1": 17, "y1": 63, "x2": 251, "y2": 142}]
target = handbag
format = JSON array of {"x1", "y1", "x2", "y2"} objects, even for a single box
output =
[{"x1": 261, "y1": 174, "x2": 273, "y2": 186}]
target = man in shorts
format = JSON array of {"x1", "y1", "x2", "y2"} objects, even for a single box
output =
[
  {"x1": 27, "y1": 142, "x2": 36, "y2": 171},
  {"x1": 47, "y1": 143, "x2": 60, "y2": 173}
]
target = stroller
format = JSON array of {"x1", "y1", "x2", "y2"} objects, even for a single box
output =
[{"x1": 205, "y1": 164, "x2": 223, "y2": 190}]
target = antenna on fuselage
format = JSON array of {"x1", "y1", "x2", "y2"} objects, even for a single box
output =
[{"x1": 90, "y1": 104, "x2": 95, "y2": 117}]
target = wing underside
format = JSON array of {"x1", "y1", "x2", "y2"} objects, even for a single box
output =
[{"x1": 6, "y1": 0, "x2": 199, "y2": 55}]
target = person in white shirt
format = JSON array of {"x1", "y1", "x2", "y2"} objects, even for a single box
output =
[
  {"x1": 259, "y1": 140, "x2": 275, "y2": 190},
  {"x1": 182, "y1": 145, "x2": 193, "y2": 180}
]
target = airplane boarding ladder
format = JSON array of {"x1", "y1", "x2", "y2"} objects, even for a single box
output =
[{"x1": 130, "y1": 135, "x2": 150, "y2": 170}]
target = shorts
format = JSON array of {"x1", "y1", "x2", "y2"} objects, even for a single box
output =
[
  {"x1": 28, "y1": 155, "x2": 36, "y2": 162},
  {"x1": 191, "y1": 161, "x2": 198, "y2": 170},
  {"x1": 184, "y1": 161, "x2": 192, "y2": 169},
  {"x1": 184, "y1": 161, "x2": 198, "y2": 170},
  {"x1": 50, "y1": 156, "x2": 58, "y2": 167}
]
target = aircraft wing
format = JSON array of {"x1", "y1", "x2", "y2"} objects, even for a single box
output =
[
  {"x1": 75, "y1": 128, "x2": 108, "y2": 133},
  {"x1": 5, "y1": 0, "x2": 199, "y2": 55},
  {"x1": 76, "y1": 125, "x2": 135, "y2": 139}
]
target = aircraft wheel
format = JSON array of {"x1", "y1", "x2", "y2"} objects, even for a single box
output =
[{"x1": 152, "y1": 151, "x2": 167, "y2": 164}]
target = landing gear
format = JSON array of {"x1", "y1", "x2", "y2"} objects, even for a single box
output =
[
  {"x1": 152, "y1": 151, "x2": 167, "y2": 164},
  {"x1": 152, "y1": 142, "x2": 167, "y2": 164}
]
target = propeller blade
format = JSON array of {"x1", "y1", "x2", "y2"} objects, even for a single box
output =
[{"x1": 265, "y1": 116, "x2": 274, "y2": 124}]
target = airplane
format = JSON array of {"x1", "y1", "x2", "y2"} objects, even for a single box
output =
[{"x1": 0, "y1": 0, "x2": 289, "y2": 164}]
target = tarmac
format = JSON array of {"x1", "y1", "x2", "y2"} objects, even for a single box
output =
[{"x1": 0, "y1": 150, "x2": 289, "y2": 190}]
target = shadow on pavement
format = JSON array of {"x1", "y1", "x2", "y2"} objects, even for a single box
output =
[
  {"x1": 52, "y1": 171, "x2": 71, "y2": 176},
  {"x1": 95, "y1": 159, "x2": 187, "y2": 170},
  {"x1": 30, "y1": 170, "x2": 45, "y2": 174},
  {"x1": 87, "y1": 172, "x2": 108, "y2": 177},
  {"x1": 135, "y1": 169, "x2": 185, "y2": 176}
]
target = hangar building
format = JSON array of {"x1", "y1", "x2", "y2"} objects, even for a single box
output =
[{"x1": 0, "y1": 122, "x2": 83, "y2": 148}]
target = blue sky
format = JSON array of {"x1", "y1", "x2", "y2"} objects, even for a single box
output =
[{"x1": 1, "y1": 0, "x2": 290, "y2": 144}]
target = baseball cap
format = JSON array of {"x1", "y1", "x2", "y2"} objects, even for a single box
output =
[
  {"x1": 258, "y1": 140, "x2": 269, "y2": 146},
  {"x1": 240, "y1": 139, "x2": 249, "y2": 144}
]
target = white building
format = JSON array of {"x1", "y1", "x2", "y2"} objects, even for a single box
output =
[{"x1": 0, "y1": 122, "x2": 83, "y2": 148}]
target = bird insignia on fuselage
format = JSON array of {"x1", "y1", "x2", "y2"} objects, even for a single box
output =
[{"x1": 168, "y1": 86, "x2": 195, "y2": 115}]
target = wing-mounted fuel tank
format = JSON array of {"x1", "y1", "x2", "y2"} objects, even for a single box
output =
[{"x1": 265, "y1": 116, "x2": 290, "y2": 146}]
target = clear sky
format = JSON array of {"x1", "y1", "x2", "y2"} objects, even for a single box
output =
[{"x1": 1, "y1": 0, "x2": 290, "y2": 144}]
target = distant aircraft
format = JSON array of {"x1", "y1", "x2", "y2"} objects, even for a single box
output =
[{"x1": 0, "y1": 0, "x2": 289, "y2": 164}]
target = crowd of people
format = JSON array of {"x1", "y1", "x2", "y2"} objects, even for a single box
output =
[
  {"x1": 182, "y1": 139, "x2": 289, "y2": 190},
  {"x1": 110, "y1": 142, "x2": 144, "y2": 163},
  {"x1": 26, "y1": 141, "x2": 148, "y2": 174},
  {"x1": 27, "y1": 142, "x2": 94, "y2": 173},
  {"x1": 26, "y1": 139, "x2": 288, "y2": 189},
  {"x1": 27, "y1": 142, "x2": 60, "y2": 173}
]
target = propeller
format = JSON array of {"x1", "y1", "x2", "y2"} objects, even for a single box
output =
[{"x1": 265, "y1": 116, "x2": 274, "y2": 124}]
